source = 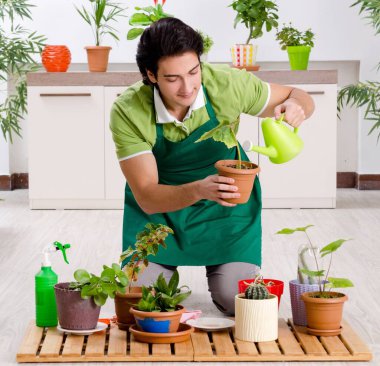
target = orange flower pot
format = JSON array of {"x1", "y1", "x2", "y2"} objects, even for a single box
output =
[
  {"x1": 41, "y1": 45, "x2": 71, "y2": 72},
  {"x1": 85, "y1": 46, "x2": 112, "y2": 72}
]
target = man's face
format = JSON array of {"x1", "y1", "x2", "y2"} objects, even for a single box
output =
[{"x1": 147, "y1": 51, "x2": 202, "y2": 111}]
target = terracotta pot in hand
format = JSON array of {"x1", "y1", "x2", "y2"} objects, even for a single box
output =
[
  {"x1": 85, "y1": 46, "x2": 111, "y2": 72},
  {"x1": 215, "y1": 160, "x2": 260, "y2": 204}
]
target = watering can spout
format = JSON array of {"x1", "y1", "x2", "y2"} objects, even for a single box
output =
[{"x1": 243, "y1": 141, "x2": 278, "y2": 158}]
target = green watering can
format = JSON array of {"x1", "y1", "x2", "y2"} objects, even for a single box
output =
[{"x1": 242, "y1": 114, "x2": 304, "y2": 164}]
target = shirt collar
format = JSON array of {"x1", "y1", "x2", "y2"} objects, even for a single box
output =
[{"x1": 154, "y1": 86, "x2": 205, "y2": 124}]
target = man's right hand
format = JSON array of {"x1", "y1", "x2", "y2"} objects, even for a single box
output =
[{"x1": 197, "y1": 175, "x2": 240, "y2": 207}]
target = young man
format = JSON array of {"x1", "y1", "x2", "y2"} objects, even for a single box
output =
[{"x1": 110, "y1": 18, "x2": 314, "y2": 315}]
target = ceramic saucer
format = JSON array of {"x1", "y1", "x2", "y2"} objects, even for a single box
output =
[
  {"x1": 187, "y1": 317, "x2": 235, "y2": 331},
  {"x1": 57, "y1": 322, "x2": 107, "y2": 336}
]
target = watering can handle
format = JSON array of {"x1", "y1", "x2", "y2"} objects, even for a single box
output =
[{"x1": 278, "y1": 113, "x2": 299, "y2": 134}]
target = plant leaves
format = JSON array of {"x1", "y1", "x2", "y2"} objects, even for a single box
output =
[
  {"x1": 276, "y1": 225, "x2": 313, "y2": 234},
  {"x1": 320, "y1": 239, "x2": 350, "y2": 257},
  {"x1": 74, "y1": 269, "x2": 91, "y2": 284},
  {"x1": 168, "y1": 270, "x2": 179, "y2": 295},
  {"x1": 127, "y1": 28, "x2": 144, "y2": 40},
  {"x1": 195, "y1": 121, "x2": 238, "y2": 149},
  {"x1": 326, "y1": 277, "x2": 354, "y2": 289},
  {"x1": 299, "y1": 268, "x2": 325, "y2": 277}
]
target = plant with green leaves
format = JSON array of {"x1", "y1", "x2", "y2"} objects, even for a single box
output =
[
  {"x1": 196, "y1": 118, "x2": 248, "y2": 169},
  {"x1": 338, "y1": 0, "x2": 380, "y2": 141},
  {"x1": 136, "y1": 270, "x2": 191, "y2": 312},
  {"x1": 75, "y1": 0, "x2": 127, "y2": 46},
  {"x1": 69, "y1": 263, "x2": 128, "y2": 306},
  {"x1": 198, "y1": 30, "x2": 214, "y2": 55},
  {"x1": 229, "y1": 0, "x2": 279, "y2": 44},
  {"x1": 119, "y1": 223, "x2": 173, "y2": 289},
  {"x1": 277, "y1": 225, "x2": 354, "y2": 298},
  {"x1": 275, "y1": 23, "x2": 315, "y2": 50},
  {"x1": 127, "y1": 0, "x2": 172, "y2": 40},
  {"x1": 0, "y1": 0, "x2": 46, "y2": 142}
]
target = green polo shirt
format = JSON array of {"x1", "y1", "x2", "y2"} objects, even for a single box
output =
[{"x1": 110, "y1": 63, "x2": 269, "y2": 160}]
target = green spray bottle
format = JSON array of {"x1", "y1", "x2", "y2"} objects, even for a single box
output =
[{"x1": 35, "y1": 241, "x2": 70, "y2": 327}]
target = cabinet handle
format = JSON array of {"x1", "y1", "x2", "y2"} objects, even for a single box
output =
[
  {"x1": 307, "y1": 91, "x2": 325, "y2": 95},
  {"x1": 39, "y1": 93, "x2": 92, "y2": 97}
]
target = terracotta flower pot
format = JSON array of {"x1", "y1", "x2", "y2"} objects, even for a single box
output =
[
  {"x1": 54, "y1": 282, "x2": 100, "y2": 330},
  {"x1": 235, "y1": 293, "x2": 278, "y2": 342},
  {"x1": 114, "y1": 286, "x2": 143, "y2": 330},
  {"x1": 214, "y1": 160, "x2": 260, "y2": 204},
  {"x1": 41, "y1": 45, "x2": 71, "y2": 72},
  {"x1": 85, "y1": 46, "x2": 112, "y2": 72},
  {"x1": 130, "y1": 305, "x2": 185, "y2": 333},
  {"x1": 301, "y1": 291, "x2": 348, "y2": 336}
]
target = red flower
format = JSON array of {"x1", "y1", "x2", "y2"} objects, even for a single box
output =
[
  {"x1": 162, "y1": 0, "x2": 166, "y2": 5},
  {"x1": 153, "y1": 0, "x2": 158, "y2": 4}
]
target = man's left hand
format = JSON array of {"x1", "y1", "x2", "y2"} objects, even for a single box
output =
[{"x1": 274, "y1": 98, "x2": 306, "y2": 128}]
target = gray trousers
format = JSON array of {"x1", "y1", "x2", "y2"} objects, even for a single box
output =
[{"x1": 134, "y1": 262, "x2": 260, "y2": 316}]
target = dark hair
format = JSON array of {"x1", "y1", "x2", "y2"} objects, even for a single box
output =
[{"x1": 136, "y1": 18, "x2": 203, "y2": 86}]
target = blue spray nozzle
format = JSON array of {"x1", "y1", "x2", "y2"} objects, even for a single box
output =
[{"x1": 53, "y1": 241, "x2": 70, "y2": 264}]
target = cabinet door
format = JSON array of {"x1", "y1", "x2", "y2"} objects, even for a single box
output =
[
  {"x1": 258, "y1": 84, "x2": 337, "y2": 208},
  {"x1": 104, "y1": 87, "x2": 128, "y2": 203},
  {"x1": 28, "y1": 86, "x2": 104, "y2": 202}
]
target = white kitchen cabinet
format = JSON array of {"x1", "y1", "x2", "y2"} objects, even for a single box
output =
[{"x1": 28, "y1": 86, "x2": 105, "y2": 208}]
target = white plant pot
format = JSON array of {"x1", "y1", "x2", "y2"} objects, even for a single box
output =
[{"x1": 235, "y1": 293, "x2": 278, "y2": 342}]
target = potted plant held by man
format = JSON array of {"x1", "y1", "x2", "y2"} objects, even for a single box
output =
[
  {"x1": 75, "y1": 0, "x2": 126, "y2": 72},
  {"x1": 229, "y1": 0, "x2": 278, "y2": 69},
  {"x1": 195, "y1": 118, "x2": 260, "y2": 204},
  {"x1": 115, "y1": 223, "x2": 173, "y2": 330},
  {"x1": 275, "y1": 23, "x2": 315, "y2": 70}
]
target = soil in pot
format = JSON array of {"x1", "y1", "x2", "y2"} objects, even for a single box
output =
[
  {"x1": 114, "y1": 286, "x2": 142, "y2": 330},
  {"x1": 214, "y1": 160, "x2": 260, "y2": 204},
  {"x1": 54, "y1": 282, "x2": 100, "y2": 330},
  {"x1": 301, "y1": 291, "x2": 347, "y2": 336}
]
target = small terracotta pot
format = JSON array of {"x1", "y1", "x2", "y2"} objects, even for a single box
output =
[
  {"x1": 85, "y1": 46, "x2": 111, "y2": 72},
  {"x1": 54, "y1": 282, "x2": 100, "y2": 330},
  {"x1": 114, "y1": 286, "x2": 143, "y2": 330},
  {"x1": 301, "y1": 291, "x2": 348, "y2": 336},
  {"x1": 214, "y1": 160, "x2": 260, "y2": 204},
  {"x1": 130, "y1": 305, "x2": 185, "y2": 333}
]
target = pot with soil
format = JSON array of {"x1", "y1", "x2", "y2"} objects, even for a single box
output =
[{"x1": 114, "y1": 286, "x2": 143, "y2": 330}]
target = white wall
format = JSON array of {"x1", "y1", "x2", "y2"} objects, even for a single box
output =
[{"x1": 4, "y1": 0, "x2": 380, "y2": 175}]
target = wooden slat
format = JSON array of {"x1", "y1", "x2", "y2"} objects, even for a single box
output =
[
  {"x1": 290, "y1": 320, "x2": 327, "y2": 356},
  {"x1": 257, "y1": 341, "x2": 281, "y2": 355},
  {"x1": 340, "y1": 319, "x2": 372, "y2": 356},
  {"x1": 232, "y1": 328, "x2": 259, "y2": 356},
  {"x1": 85, "y1": 330, "x2": 106, "y2": 357},
  {"x1": 190, "y1": 330, "x2": 213, "y2": 357},
  {"x1": 129, "y1": 333, "x2": 149, "y2": 356},
  {"x1": 152, "y1": 343, "x2": 171, "y2": 356},
  {"x1": 320, "y1": 336, "x2": 350, "y2": 356},
  {"x1": 61, "y1": 334, "x2": 84, "y2": 357},
  {"x1": 212, "y1": 330, "x2": 236, "y2": 356},
  {"x1": 277, "y1": 319, "x2": 304, "y2": 356},
  {"x1": 39, "y1": 328, "x2": 63, "y2": 358},
  {"x1": 16, "y1": 321, "x2": 44, "y2": 360},
  {"x1": 174, "y1": 338, "x2": 193, "y2": 356},
  {"x1": 107, "y1": 326, "x2": 126, "y2": 356}
]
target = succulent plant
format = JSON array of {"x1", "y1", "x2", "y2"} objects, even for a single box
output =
[{"x1": 245, "y1": 283, "x2": 269, "y2": 300}]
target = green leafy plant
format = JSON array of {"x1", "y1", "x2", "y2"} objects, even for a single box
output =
[
  {"x1": 277, "y1": 225, "x2": 354, "y2": 298},
  {"x1": 0, "y1": 0, "x2": 46, "y2": 142},
  {"x1": 196, "y1": 118, "x2": 248, "y2": 169},
  {"x1": 275, "y1": 23, "x2": 315, "y2": 50},
  {"x1": 69, "y1": 263, "x2": 128, "y2": 306},
  {"x1": 136, "y1": 270, "x2": 191, "y2": 312},
  {"x1": 127, "y1": 0, "x2": 172, "y2": 40},
  {"x1": 75, "y1": 0, "x2": 127, "y2": 46},
  {"x1": 198, "y1": 30, "x2": 214, "y2": 55},
  {"x1": 229, "y1": 0, "x2": 279, "y2": 44},
  {"x1": 119, "y1": 223, "x2": 173, "y2": 289},
  {"x1": 338, "y1": 0, "x2": 380, "y2": 141}
]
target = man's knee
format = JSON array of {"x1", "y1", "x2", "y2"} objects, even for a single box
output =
[{"x1": 211, "y1": 291, "x2": 235, "y2": 316}]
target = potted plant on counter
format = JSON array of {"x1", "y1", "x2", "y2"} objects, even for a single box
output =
[
  {"x1": 198, "y1": 30, "x2": 214, "y2": 62},
  {"x1": 115, "y1": 223, "x2": 173, "y2": 330},
  {"x1": 195, "y1": 118, "x2": 260, "y2": 204},
  {"x1": 54, "y1": 263, "x2": 128, "y2": 330},
  {"x1": 75, "y1": 0, "x2": 127, "y2": 72},
  {"x1": 229, "y1": 0, "x2": 278, "y2": 69},
  {"x1": 275, "y1": 23, "x2": 315, "y2": 70},
  {"x1": 235, "y1": 281, "x2": 278, "y2": 342},
  {"x1": 130, "y1": 270, "x2": 191, "y2": 334}
]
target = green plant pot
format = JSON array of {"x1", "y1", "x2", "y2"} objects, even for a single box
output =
[{"x1": 286, "y1": 46, "x2": 311, "y2": 70}]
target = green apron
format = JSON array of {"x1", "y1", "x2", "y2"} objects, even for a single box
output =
[{"x1": 122, "y1": 85, "x2": 262, "y2": 266}]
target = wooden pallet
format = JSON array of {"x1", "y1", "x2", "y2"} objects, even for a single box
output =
[{"x1": 16, "y1": 318, "x2": 372, "y2": 363}]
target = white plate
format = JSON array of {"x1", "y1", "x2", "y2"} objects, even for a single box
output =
[
  {"x1": 57, "y1": 322, "x2": 107, "y2": 336},
  {"x1": 187, "y1": 317, "x2": 235, "y2": 331}
]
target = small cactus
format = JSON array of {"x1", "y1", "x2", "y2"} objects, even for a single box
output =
[{"x1": 245, "y1": 283, "x2": 269, "y2": 300}]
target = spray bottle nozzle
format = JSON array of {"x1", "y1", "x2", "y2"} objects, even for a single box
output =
[{"x1": 53, "y1": 241, "x2": 71, "y2": 264}]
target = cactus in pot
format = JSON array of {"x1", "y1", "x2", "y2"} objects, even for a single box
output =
[{"x1": 245, "y1": 283, "x2": 269, "y2": 299}]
